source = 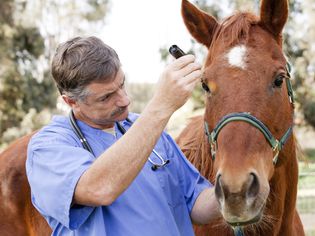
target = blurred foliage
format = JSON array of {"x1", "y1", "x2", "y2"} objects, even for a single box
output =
[
  {"x1": 126, "y1": 83, "x2": 156, "y2": 113},
  {"x1": 161, "y1": 0, "x2": 315, "y2": 127},
  {"x1": 0, "y1": 0, "x2": 110, "y2": 149},
  {"x1": 303, "y1": 100, "x2": 315, "y2": 128},
  {"x1": 0, "y1": 0, "x2": 56, "y2": 148},
  {"x1": 305, "y1": 148, "x2": 315, "y2": 162},
  {"x1": 283, "y1": 0, "x2": 315, "y2": 128},
  {"x1": 85, "y1": 0, "x2": 109, "y2": 21},
  {"x1": 298, "y1": 161, "x2": 315, "y2": 189}
]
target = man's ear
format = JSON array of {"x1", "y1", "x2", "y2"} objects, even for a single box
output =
[{"x1": 62, "y1": 95, "x2": 78, "y2": 109}]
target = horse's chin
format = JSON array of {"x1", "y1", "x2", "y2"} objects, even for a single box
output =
[
  {"x1": 226, "y1": 212, "x2": 262, "y2": 227},
  {"x1": 225, "y1": 203, "x2": 265, "y2": 227}
]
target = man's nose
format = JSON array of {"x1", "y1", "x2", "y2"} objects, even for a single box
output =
[{"x1": 116, "y1": 89, "x2": 130, "y2": 107}]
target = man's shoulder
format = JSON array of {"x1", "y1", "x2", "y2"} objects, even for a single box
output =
[{"x1": 29, "y1": 115, "x2": 76, "y2": 149}]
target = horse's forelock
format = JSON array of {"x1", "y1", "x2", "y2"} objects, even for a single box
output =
[{"x1": 207, "y1": 12, "x2": 258, "y2": 63}]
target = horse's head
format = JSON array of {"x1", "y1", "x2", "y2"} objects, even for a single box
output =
[{"x1": 182, "y1": 0, "x2": 294, "y2": 227}]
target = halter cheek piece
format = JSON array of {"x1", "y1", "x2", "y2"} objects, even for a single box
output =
[{"x1": 204, "y1": 62, "x2": 294, "y2": 166}]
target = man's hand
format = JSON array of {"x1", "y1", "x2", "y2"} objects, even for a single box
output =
[{"x1": 152, "y1": 55, "x2": 202, "y2": 114}]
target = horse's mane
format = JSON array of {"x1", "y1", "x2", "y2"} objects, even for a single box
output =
[
  {"x1": 208, "y1": 12, "x2": 259, "y2": 63},
  {"x1": 176, "y1": 115, "x2": 216, "y2": 183}
]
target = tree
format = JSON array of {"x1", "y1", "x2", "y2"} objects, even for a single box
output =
[
  {"x1": 287, "y1": 0, "x2": 315, "y2": 128},
  {"x1": 0, "y1": 0, "x2": 110, "y2": 148}
]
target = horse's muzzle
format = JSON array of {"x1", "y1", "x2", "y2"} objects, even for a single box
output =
[{"x1": 215, "y1": 171, "x2": 269, "y2": 226}]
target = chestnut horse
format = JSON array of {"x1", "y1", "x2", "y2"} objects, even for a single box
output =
[
  {"x1": 176, "y1": 0, "x2": 304, "y2": 235},
  {"x1": 0, "y1": 0, "x2": 305, "y2": 235},
  {"x1": 0, "y1": 134, "x2": 51, "y2": 235}
]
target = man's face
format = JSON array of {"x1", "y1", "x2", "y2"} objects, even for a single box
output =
[{"x1": 74, "y1": 68, "x2": 130, "y2": 129}]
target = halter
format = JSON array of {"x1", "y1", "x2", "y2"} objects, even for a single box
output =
[
  {"x1": 204, "y1": 62, "x2": 294, "y2": 235},
  {"x1": 204, "y1": 62, "x2": 294, "y2": 165},
  {"x1": 204, "y1": 112, "x2": 293, "y2": 164}
]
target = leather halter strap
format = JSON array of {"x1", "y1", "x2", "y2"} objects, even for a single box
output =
[
  {"x1": 204, "y1": 62, "x2": 294, "y2": 166},
  {"x1": 204, "y1": 112, "x2": 293, "y2": 165},
  {"x1": 285, "y1": 61, "x2": 295, "y2": 105}
]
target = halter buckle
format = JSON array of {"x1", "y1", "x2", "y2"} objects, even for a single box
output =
[
  {"x1": 210, "y1": 141, "x2": 217, "y2": 160},
  {"x1": 272, "y1": 140, "x2": 280, "y2": 165}
]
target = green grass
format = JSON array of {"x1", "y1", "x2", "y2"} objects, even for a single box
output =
[
  {"x1": 299, "y1": 148, "x2": 315, "y2": 189},
  {"x1": 306, "y1": 230, "x2": 315, "y2": 236},
  {"x1": 298, "y1": 148, "x2": 315, "y2": 234},
  {"x1": 298, "y1": 162, "x2": 315, "y2": 189},
  {"x1": 297, "y1": 196, "x2": 315, "y2": 214}
]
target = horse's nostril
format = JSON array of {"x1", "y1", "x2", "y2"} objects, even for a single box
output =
[
  {"x1": 246, "y1": 172, "x2": 260, "y2": 198},
  {"x1": 215, "y1": 174, "x2": 224, "y2": 200}
]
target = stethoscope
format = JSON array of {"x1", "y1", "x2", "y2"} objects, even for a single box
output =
[{"x1": 69, "y1": 110, "x2": 170, "y2": 171}]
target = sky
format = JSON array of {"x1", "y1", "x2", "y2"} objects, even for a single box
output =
[{"x1": 99, "y1": 0, "x2": 193, "y2": 83}]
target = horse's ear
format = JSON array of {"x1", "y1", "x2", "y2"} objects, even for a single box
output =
[
  {"x1": 259, "y1": 0, "x2": 288, "y2": 37},
  {"x1": 181, "y1": 0, "x2": 218, "y2": 48}
]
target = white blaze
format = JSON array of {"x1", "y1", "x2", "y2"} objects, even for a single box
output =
[{"x1": 226, "y1": 45, "x2": 247, "y2": 69}]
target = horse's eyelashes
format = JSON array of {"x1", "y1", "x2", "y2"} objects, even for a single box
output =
[{"x1": 202, "y1": 82, "x2": 211, "y2": 93}]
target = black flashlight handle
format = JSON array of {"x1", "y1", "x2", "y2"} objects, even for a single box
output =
[{"x1": 169, "y1": 45, "x2": 186, "y2": 59}]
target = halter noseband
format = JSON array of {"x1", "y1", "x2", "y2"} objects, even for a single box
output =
[
  {"x1": 204, "y1": 62, "x2": 294, "y2": 166},
  {"x1": 204, "y1": 112, "x2": 293, "y2": 165}
]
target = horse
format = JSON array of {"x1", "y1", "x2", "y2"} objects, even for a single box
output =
[
  {"x1": 176, "y1": 0, "x2": 304, "y2": 235},
  {"x1": 0, "y1": 133, "x2": 51, "y2": 235},
  {"x1": 0, "y1": 0, "x2": 305, "y2": 235}
]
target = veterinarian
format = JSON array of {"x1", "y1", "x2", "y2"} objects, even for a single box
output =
[{"x1": 26, "y1": 36, "x2": 219, "y2": 235}]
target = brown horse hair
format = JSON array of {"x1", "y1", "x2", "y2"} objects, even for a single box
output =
[
  {"x1": 176, "y1": 115, "x2": 216, "y2": 183},
  {"x1": 207, "y1": 12, "x2": 259, "y2": 65}
]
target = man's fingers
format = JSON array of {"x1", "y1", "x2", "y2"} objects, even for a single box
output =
[
  {"x1": 176, "y1": 69, "x2": 202, "y2": 94},
  {"x1": 182, "y1": 69, "x2": 202, "y2": 84},
  {"x1": 179, "y1": 62, "x2": 202, "y2": 77},
  {"x1": 184, "y1": 79, "x2": 199, "y2": 93},
  {"x1": 171, "y1": 54, "x2": 195, "y2": 70}
]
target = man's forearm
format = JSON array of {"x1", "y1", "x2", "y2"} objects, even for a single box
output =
[
  {"x1": 74, "y1": 100, "x2": 172, "y2": 206},
  {"x1": 191, "y1": 188, "x2": 221, "y2": 225}
]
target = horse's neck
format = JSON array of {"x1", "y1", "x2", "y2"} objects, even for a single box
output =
[
  {"x1": 267, "y1": 137, "x2": 299, "y2": 235},
  {"x1": 176, "y1": 115, "x2": 216, "y2": 183}
]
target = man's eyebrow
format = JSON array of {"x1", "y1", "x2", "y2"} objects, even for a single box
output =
[{"x1": 96, "y1": 76, "x2": 126, "y2": 100}]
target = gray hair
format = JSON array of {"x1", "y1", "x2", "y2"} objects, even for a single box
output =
[{"x1": 51, "y1": 36, "x2": 121, "y2": 101}]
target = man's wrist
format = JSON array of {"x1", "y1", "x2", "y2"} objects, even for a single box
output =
[{"x1": 144, "y1": 98, "x2": 174, "y2": 122}]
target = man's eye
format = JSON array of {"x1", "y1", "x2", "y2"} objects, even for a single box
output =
[{"x1": 100, "y1": 95, "x2": 110, "y2": 101}]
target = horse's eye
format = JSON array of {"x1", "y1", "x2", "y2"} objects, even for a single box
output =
[
  {"x1": 274, "y1": 75, "x2": 284, "y2": 88},
  {"x1": 202, "y1": 82, "x2": 211, "y2": 93}
]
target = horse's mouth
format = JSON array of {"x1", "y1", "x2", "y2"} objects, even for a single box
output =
[
  {"x1": 227, "y1": 213, "x2": 262, "y2": 227},
  {"x1": 226, "y1": 204, "x2": 265, "y2": 227}
]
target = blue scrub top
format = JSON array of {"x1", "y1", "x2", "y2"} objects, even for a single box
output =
[{"x1": 26, "y1": 113, "x2": 211, "y2": 236}]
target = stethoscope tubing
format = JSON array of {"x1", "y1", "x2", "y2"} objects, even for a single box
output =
[
  {"x1": 69, "y1": 111, "x2": 169, "y2": 171},
  {"x1": 69, "y1": 110, "x2": 95, "y2": 155}
]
